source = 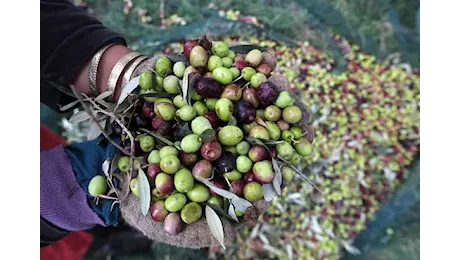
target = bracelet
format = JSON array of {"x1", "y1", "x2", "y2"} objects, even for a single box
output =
[
  {"x1": 88, "y1": 43, "x2": 117, "y2": 96},
  {"x1": 121, "y1": 55, "x2": 150, "y2": 88},
  {"x1": 106, "y1": 51, "x2": 142, "y2": 98}
]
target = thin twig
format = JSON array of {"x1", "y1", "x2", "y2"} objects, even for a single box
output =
[
  {"x1": 81, "y1": 93, "x2": 137, "y2": 182},
  {"x1": 69, "y1": 85, "x2": 134, "y2": 159}
]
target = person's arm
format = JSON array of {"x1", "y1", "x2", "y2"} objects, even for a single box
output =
[
  {"x1": 40, "y1": 0, "x2": 130, "y2": 111},
  {"x1": 40, "y1": 0, "x2": 132, "y2": 246}
]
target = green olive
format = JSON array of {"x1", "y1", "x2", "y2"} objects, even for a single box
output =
[
  {"x1": 212, "y1": 67, "x2": 233, "y2": 85},
  {"x1": 140, "y1": 89, "x2": 156, "y2": 102},
  {"x1": 139, "y1": 135, "x2": 156, "y2": 152},
  {"x1": 265, "y1": 121, "x2": 281, "y2": 140},
  {"x1": 223, "y1": 169, "x2": 243, "y2": 181},
  {"x1": 155, "y1": 56, "x2": 172, "y2": 76},
  {"x1": 176, "y1": 105, "x2": 196, "y2": 121},
  {"x1": 191, "y1": 89, "x2": 203, "y2": 101},
  {"x1": 154, "y1": 75, "x2": 164, "y2": 92},
  {"x1": 249, "y1": 125, "x2": 270, "y2": 140},
  {"x1": 165, "y1": 193, "x2": 187, "y2": 212},
  {"x1": 282, "y1": 130, "x2": 295, "y2": 143},
  {"x1": 229, "y1": 67, "x2": 240, "y2": 80},
  {"x1": 88, "y1": 175, "x2": 108, "y2": 197},
  {"x1": 282, "y1": 105, "x2": 302, "y2": 124},
  {"x1": 218, "y1": 126, "x2": 244, "y2": 146},
  {"x1": 236, "y1": 155, "x2": 253, "y2": 173},
  {"x1": 242, "y1": 67, "x2": 256, "y2": 81},
  {"x1": 290, "y1": 126, "x2": 302, "y2": 139},
  {"x1": 147, "y1": 150, "x2": 161, "y2": 164},
  {"x1": 215, "y1": 98, "x2": 234, "y2": 122},
  {"x1": 227, "y1": 50, "x2": 236, "y2": 59},
  {"x1": 118, "y1": 156, "x2": 130, "y2": 172},
  {"x1": 243, "y1": 181, "x2": 263, "y2": 202},
  {"x1": 208, "y1": 55, "x2": 224, "y2": 72},
  {"x1": 222, "y1": 57, "x2": 233, "y2": 68},
  {"x1": 264, "y1": 105, "x2": 282, "y2": 122},
  {"x1": 173, "y1": 61, "x2": 186, "y2": 78},
  {"x1": 160, "y1": 155, "x2": 181, "y2": 174},
  {"x1": 281, "y1": 166, "x2": 296, "y2": 182},
  {"x1": 163, "y1": 75, "x2": 180, "y2": 94},
  {"x1": 245, "y1": 49, "x2": 263, "y2": 67},
  {"x1": 154, "y1": 102, "x2": 176, "y2": 121},
  {"x1": 186, "y1": 184, "x2": 210, "y2": 203},
  {"x1": 193, "y1": 100, "x2": 208, "y2": 116},
  {"x1": 159, "y1": 146, "x2": 179, "y2": 158},
  {"x1": 139, "y1": 72, "x2": 153, "y2": 90},
  {"x1": 236, "y1": 141, "x2": 250, "y2": 155},
  {"x1": 243, "y1": 121, "x2": 258, "y2": 134},
  {"x1": 211, "y1": 41, "x2": 230, "y2": 57},
  {"x1": 276, "y1": 141, "x2": 294, "y2": 160},
  {"x1": 191, "y1": 116, "x2": 213, "y2": 135},
  {"x1": 180, "y1": 202, "x2": 203, "y2": 224},
  {"x1": 294, "y1": 138, "x2": 313, "y2": 156},
  {"x1": 250, "y1": 73, "x2": 267, "y2": 88},
  {"x1": 207, "y1": 195, "x2": 224, "y2": 208},
  {"x1": 205, "y1": 98, "x2": 218, "y2": 111},
  {"x1": 129, "y1": 177, "x2": 139, "y2": 197},
  {"x1": 275, "y1": 91, "x2": 293, "y2": 108},
  {"x1": 180, "y1": 134, "x2": 202, "y2": 153},
  {"x1": 174, "y1": 168, "x2": 195, "y2": 193},
  {"x1": 173, "y1": 95, "x2": 187, "y2": 108},
  {"x1": 189, "y1": 46, "x2": 209, "y2": 68}
]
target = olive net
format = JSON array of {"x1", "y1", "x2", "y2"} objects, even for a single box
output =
[{"x1": 41, "y1": 1, "x2": 419, "y2": 259}]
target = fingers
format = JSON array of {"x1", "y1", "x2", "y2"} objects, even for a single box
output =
[{"x1": 120, "y1": 193, "x2": 236, "y2": 249}]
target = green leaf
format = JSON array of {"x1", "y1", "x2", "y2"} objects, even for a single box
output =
[
  {"x1": 59, "y1": 99, "x2": 80, "y2": 112},
  {"x1": 205, "y1": 203, "x2": 234, "y2": 221},
  {"x1": 138, "y1": 167, "x2": 151, "y2": 216},
  {"x1": 263, "y1": 183, "x2": 277, "y2": 202},
  {"x1": 139, "y1": 128, "x2": 175, "y2": 147},
  {"x1": 230, "y1": 45, "x2": 268, "y2": 54},
  {"x1": 95, "y1": 91, "x2": 114, "y2": 101},
  {"x1": 205, "y1": 205, "x2": 226, "y2": 250},
  {"x1": 69, "y1": 110, "x2": 90, "y2": 123},
  {"x1": 227, "y1": 204, "x2": 239, "y2": 222},
  {"x1": 165, "y1": 54, "x2": 190, "y2": 65},
  {"x1": 200, "y1": 129, "x2": 216, "y2": 143}
]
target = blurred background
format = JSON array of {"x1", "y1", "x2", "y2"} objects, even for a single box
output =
[{"x1": 41, "y1": 0, "x2": 420, "y2": 259}]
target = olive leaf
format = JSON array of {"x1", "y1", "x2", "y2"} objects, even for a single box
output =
[
  {"x1": 200, "y1": 129, "x2": 216, "y2": 143},
  {"x1": 117, "y1": 76, "x2": 140, "y2": 106},
  {"x1": 48, "y1": 81, "x2": 76, "y2": 98},
  {"x1": 263, "y1": 183, "x2": 277, "y2": 202},
  {"x1": 271, "y1": 158, "x2": 282, "y2": 195},
  {"x1": 165, "y1": 53, "x2": 190, "y2": 65},
  {"x1": 228, "y1": 204, "x2": 239, "y2": 222},
  {"x1": 87, "y1": 119, "x2": 106, "y2": 141},
  {"x1": 138, "y1": 128, "x2": 175, "y2": 147},
  {"x1": 245, "y1": 137, "x2": 270, "y2": 153},
  {"x1": 228, "y1": 115, "x2": 238, "y2": 126},
  {"x1": 69, "y1": 110, "x2": 90, "y2": 123},
  {"x1": 205, "y1": 203, "x2": 234, "y2": 221},
  {"x1": 95, "y1": 91, "x2": 114, "y2": 101},
  {"x1": 110, "y1": 154, "x2": 121, "y2": 174},
  {"x1": 231, "y1": 197, "x2": 253, "y2": 213},
  {"x1": 137, "y1": 167, "x2": 151, "y2": 216},
  {"x1": 229, "y1": 45, "x2": 268, "y2": 54},
  {"x1": 102, "y1": 159, "x2": 111, "y2": 177},
  {"x1": 138, "y1": 92, "x2": 175, "y2": 98},
  {"x1": 187, "y1": 73, "x2": 201, "y2": 105},
  {"x1": 182, "y1": 70, "x2": 191, "y2": 104},
  {"x1": 205, "y1": 205, "x2": 226, "y2": 250},
  {"x1": 59, "y1": 99, "x2": 80, "y2": 112},
  {"x1": 276, "y1": 155, "x2": 323, "y2": 194}
]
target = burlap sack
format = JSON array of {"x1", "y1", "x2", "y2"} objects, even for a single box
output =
[{"x1": 118, "y1": 52, "x2": 314, "y2": 248}]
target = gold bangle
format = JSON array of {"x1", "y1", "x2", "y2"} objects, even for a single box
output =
[
  {"x1": 121, "y1": 55, "x2": 149, "y2": 88},
  {"x1": 88, "y1": 43, "x2": 117, "y2": 95},
  {"x1": 106, "y1": 51, "x2": 142, "y2": 97}
]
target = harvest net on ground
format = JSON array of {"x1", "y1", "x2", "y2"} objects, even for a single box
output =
[{"x1": 52, "y1": 1, "x2": 420, "y2": 259}]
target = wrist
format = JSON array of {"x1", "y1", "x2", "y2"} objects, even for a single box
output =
[{"x1": 97, "y1": 45, "x2": 133, "y2": 100}]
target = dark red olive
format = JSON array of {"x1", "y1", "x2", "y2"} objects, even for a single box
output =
[
  {"x1": 200, "y1": 140, "x2": 222, "y2": 161},
  {"x1": 184, "y1": 40, "x2": 199, "y2": 59},
  {"x1": 143, "y1": 102, "x2": 155, "y2": 118},
  {"x1": 203, "y1": 111, "x2": 220, "y2": 128},
  {"x1": 147, "y1": 163, "x2": 162, "y2": 179},
  {"x1": 233, "y1": 60, "x2": 249, "y2": 70},
  {"x1": 257, "y1": 82, "x2": 278, "y2": 108},
  {"x1": 244, "y1": 171, "x2": 256, "y2": 182},
  {"x1": 195, "y1": 77, "x2": 222, "y2": 98},
  {"x1": 235, "y1": 100, "x2": 256, "y2": 124},
  {"x1": 209, "y1": 178, "x2": 228, "y2": 195},
  {"x1": 216, "y1": 152, "x2": 236, "y2": 173},
  {"x1": 151, "y1": 116, "x2": 172, "y2": 135},
  {"x1": 231, "y1": 180, "x2": 246, "y2": 196},
  {"x1": 179, "y1": 152, "x2": 198, "y2": 167}
]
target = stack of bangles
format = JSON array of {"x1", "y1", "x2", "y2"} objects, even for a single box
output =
[{"x1": 88, "y1": 44, "x2": 151, "y2": 100}]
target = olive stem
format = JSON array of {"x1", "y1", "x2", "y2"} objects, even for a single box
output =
[{"x1": 69, "y1": 85, "x2": 134, "y2": 160}]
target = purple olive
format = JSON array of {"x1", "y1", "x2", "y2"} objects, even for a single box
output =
[
  {"x1": 235, "y1": 100, "x2": 256, "y2": 124},
  {"x1": 173, "y1": 122, "x2": 192, "y2": 141},
  {"x1": 216, "y1": 152, "x2": 236, "y2": 173},
  {"x1": 152, "y1": 116, "x2": 172, "y2": 135},
  {"x1": 194, "y1": 77, "x2": 222, "y2": 98},
  {"x1": 244, "y1": 171, "x2": 256, "y2": 182},
  {"x1": 233, "y1": 60, "x2": 249, "y2": 70},
  {"x1": 147, "y1": 163, "x2": 161, "y2": 179},
  {"x1": 183, "y1": 40, "x2": 199, "y2": 59},
  {"x1": 200, "y1": 140, "x2": 222, "y2": 161},
  {"x1": 231, "y1": 180, "x2": 246, "y2": 196},
  {"x1": 192, "y1": 159, "x2": 213, "y2": 179},
  {"x1": 143, "y1": 102, "x2": 155, "y2": 118},
  {"x1": 151, "y1": 200, "x2": 169, "y2": 222},
  {"x1": 248, "y1": 145, "x2": 269, "y2": 162},
  {"x1": 179, "y1": 152, "x2": 198, "y2": 167},
  {"x1": 164, "y1": 213, "x2": 185, "y2": 235},
  {"x1": 256, "y1": 63, "x2": 272, "y2": 77},
  {"x1": 257, "y1": 81, "x2": 278, "y2": 108},
  {"x1": 202, "y1": 111, "x2": 221, "y2": 128},
  {"x1": 132, "y1": 114, "x2": 151, "y2": 130},
  {"x1": 277, "y1": 120, "x2": 290, "y2": 131},
  {"x1": 242, "y1": 88, "x2": 260, "y2": 108}
]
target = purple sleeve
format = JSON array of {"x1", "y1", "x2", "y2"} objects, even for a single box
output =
[{"x1": 40, "y1": 145, "x2": 105, "y2": 231}]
